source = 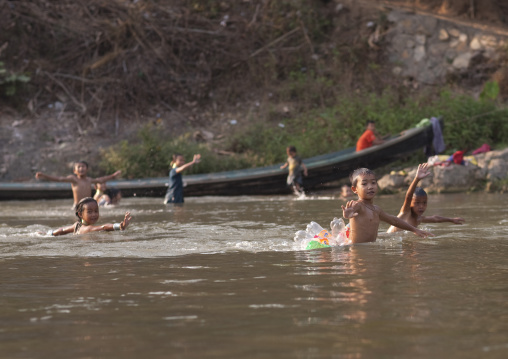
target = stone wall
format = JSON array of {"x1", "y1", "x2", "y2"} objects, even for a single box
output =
[{"x1": 385, "y1": 9, "x2": 507, "y2": 86}]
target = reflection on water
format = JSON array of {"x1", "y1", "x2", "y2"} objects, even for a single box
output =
[{"x1": 0, "y1": 193, "x2": 507, "y2": 358}]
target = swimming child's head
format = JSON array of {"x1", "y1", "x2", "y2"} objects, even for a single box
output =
[
  {"x1": 411, "y1": 187, "x2": 428, "y2": 216},
  {"x1": 350, "y1": 168, "x2": 376, "y2": 187},
  {"x1": 340, "y1": 184, "x2": 354, "y2": 198},
  {"x1": 350, "y1": 168, "x2": 377, "y2": 200},
  {"x1": 75, "y1": 197, "x2": 99, "y2": 224},
  {"x1": 73, "y1": 160, "x2": 89, "y2": 176},
  {"x1": 286, "y1": 145, "x2": 297, "y2": 156},
  {"x1": 171, "y1": 154, "x2": 185, "y2": 168}
]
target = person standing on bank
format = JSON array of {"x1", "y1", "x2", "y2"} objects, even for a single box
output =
[{"x1": 163, "y1": 153, "x2": 201, "y2": 204}]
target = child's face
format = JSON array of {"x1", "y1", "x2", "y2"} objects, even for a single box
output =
[
  {"x1": 367, "y1": 122, "x2": 376, "y2": 131},
  {"x1": 341, "y1": 186, "x2": 353, "y2": 197},
  {"x1": 74, "y1": 163, "x2": 88, "y2": 177},
  {"x1": 352, "y1": 174, "x2": 378, "y2": 200},
  {"x1": 287, "y1": 149, "x2": 296, "y2": 157},
  {"x1": 175, "y1": 156, "x2": 185, "y2": 166},
  {"x1": 80, "y1": 202, "x2": 100, "y2": 225},
  {"x1": 411, "y1": 195, "x2": 427, "y2": 216}
]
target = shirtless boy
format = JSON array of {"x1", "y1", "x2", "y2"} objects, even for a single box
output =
[
  {"x1": 35, "y1": 161, "x2": 121, "y2": 208},
  {"x1": 342, "y1": 168, "x2": 433, "y2": 243},
  {"x1": 387, "y1": 163, "x2": 465, "y2": 233}
]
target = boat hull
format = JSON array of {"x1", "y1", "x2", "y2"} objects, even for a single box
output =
[{"x1": 0, "y1": 123, "x2": 435, "y2": 200}]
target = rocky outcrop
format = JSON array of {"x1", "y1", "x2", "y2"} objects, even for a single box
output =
[
  {"x1": 378, "y1": 148, "x2": 508, "y2": 193},
  {"x1": 385, "y1": 9, "x2": 507, "y2": 86}
]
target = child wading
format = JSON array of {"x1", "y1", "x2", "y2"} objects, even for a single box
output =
[
  {"x1": 45, "y1": 197, "x2": 132, "y2": 236},
  {"x1": 342, "y1": 168, "x2": 433, "y2": 243},
  {"x1": 280, "y1": 146, "x2": 308, "y2": 195},
  {"x1": 387, "y1": 163, "x2": 465, "y2": 233},
  {"x1": 164, "y1": 153, "x2": 201, "y2": 204},
  {"x1": 35, "y1": 160, "x2": 121, "y2": 209}
]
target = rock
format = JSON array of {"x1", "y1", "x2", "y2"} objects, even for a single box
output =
[
  {"x1": 429, "y1": 164, "x2": 481, "y2": 192},
  {"x1": 470, "y1": 36, "x2": 482, "y2": 50},
  {"x1": 452, "y1": 52, "x2": 474, "y2": 69},
  {"x1": 487, "y1": 158, "x2": 508, "y2": 180},
  {"x1": 448, "y1": 28, "x2": 460, "y2": 37},
  {"x1": 378, "y1": 174, "x2": 406, "y2": 192},
  {"x1": 414, "y1": 45, "x2": 426, "y2": 61},
  {"x1": 438, "y1": 29, "x2": 449, "y2": 41}
]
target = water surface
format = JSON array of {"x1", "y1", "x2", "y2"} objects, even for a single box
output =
[{"x1": 1, "y1": 193, "x2": 507, "y2": 358}]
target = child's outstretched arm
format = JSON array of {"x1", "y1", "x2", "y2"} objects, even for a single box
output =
[
  {"x1": 341, "y1": 200, "x2": 362, "y2": 219},
  {"x1": 93, "y1": 170, "x2": 122, "y2": 184},
  {"x1": 421, "y1": 215, "x2": 465, "y2": 224},
  {"x1": 280, "y1": 161, "x2": 288, "y2": 170},
  {"x1": 399, "y1": 163, "x2": 432, "y2": 214},
  {"x1": 44, "y1": 224, "x2": 75, "y2": 237},
  {"x1": 90, "y1": 212, "x2": 133, "y2": 232},
  {"x1": 175, "y1": 154, "x2": 201, "y2": 173},
  {"x1": 380, "y1": 210, "x2": 434, "y2": 238},
  {"x1": 35, "y1": 172, "x2": 76, "y2": 183}
]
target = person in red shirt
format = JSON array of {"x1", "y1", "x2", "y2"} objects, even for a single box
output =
[{"x1": 356, "y1": 120, "x2": 385, "y2": 151}]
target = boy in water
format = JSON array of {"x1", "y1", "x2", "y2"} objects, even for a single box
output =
[
  {"x1": 280, "y1": 145, "x2": 308, "y2": 195},
  {"x1": 387, "y1": 163, "x2": 465, "y2": 233},
  {"x1": 342, "y1": 168, "x2": 433, "y2": 243},
  {"x1": 35, "y1": 161, "x2": 121, "y2": 209}
]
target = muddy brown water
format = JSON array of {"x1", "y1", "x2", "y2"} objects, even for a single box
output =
[{"x1": 1, "y1": 193, "x2": 507, "y2": 358}]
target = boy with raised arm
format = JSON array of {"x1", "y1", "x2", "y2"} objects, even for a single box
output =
[
  {"x1": 387, "y1": 163, "x2": 465, "y2": 233},
  {"x1": 35, "y1": 160, "x2": 121, "y2": 209},
  {"x1": 342, "y1": 168, "x2": 433, "y2": 243}
]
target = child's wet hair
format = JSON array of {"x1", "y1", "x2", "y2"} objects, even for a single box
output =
[
  {"x1": 75, "y1": 197, "x2": 97, "y2": 219},
  {"x1": 350, "y1": 168, "x2": 376, "y2": 187},
  {"x1": 74, "y1": 160, "x2": 89, "y2": 169},
  {"x1": 287, "y1": 145, "x2": 297, "y2": 153},
  {"x1": 414, "y1": 187, "x2": 427, "y2": 197}
]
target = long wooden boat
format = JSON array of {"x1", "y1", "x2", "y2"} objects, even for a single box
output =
[{"x1": 0, "y1": 122, "x2": 437, "y2": 200}]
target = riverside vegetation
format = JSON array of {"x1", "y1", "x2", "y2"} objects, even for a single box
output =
[{"x1": 1, "y1": 1, "x2": 508, "y2": 182}]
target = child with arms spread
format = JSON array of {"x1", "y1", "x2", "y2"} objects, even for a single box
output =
[
  {"x1": 35, "y1": 160, "x2": 121, "y2": 209},
  {"x1": 46, "y1": 197, "x2": 132, "y2": 236},
  {"x1": 342, "y1": 168, "x2": 433, "y2": 243},
  {"x1": 387, "y1": 163, "x2": 465, "y2": 233}
]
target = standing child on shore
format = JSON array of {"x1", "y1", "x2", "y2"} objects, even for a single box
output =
[
  {"x1": 164, "y1": 153, "x2": 201, "y2": 204},
  {"x1": 35, "y1": 161, "x2": 121, "y2": 209},
  {"x1": 280, "y1": 145, "x2": 308, "y2": 195},
  {"x1": 45, "y1": 197, "x2": 132, "y2": 236},
  {"x1": 342, "y1": 168, "x2": 433, "y2": 243},
  {"x1": 387, "y1": 163, "x2": 465, "y2": 233}
]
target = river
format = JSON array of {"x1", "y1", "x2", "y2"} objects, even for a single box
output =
[{"x1": 1, "y1": 192, "x2": 507, "y2": 358}]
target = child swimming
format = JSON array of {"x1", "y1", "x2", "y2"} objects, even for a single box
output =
[
  {"x1": 342, "y1": 168, "x2": 433, "y2": 243},
  {"x1": 35, "y1": 160, "x2": 121, "y2": 209},
  {"x1": 45, "y1": 197, "x2": 132, "y2": 236},
  {"x1": 387, "y1": 163, "x2": 465, "y2": 233}
]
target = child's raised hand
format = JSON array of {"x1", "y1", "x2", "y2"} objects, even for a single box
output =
[
  {"x1": 451, "y1": 217, "x2": 465, "y2": 224},
  {"x1": 193, "y1": 154, "x2": 201, "y2": 163},
  {"x1": 113, "y1": 170, "x2": 122, "y2": 177},
  {"x1": 415, "y1": 163, "x2": 431, "y2": 180},
  {"x1": 120, "y1": 212, "x2": 132, "y2": 230},
  {"x1": 341, "y1": 200, "x2": 359, "y2": 219}
]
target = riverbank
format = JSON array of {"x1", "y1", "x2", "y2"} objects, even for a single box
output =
[{"x1": 377, "y1": 147, "x2": 508, "y2": 194}]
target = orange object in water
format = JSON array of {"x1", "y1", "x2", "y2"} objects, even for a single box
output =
[{"x1": 314, "y1": 229, "x2": 331, "y2": 245}]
